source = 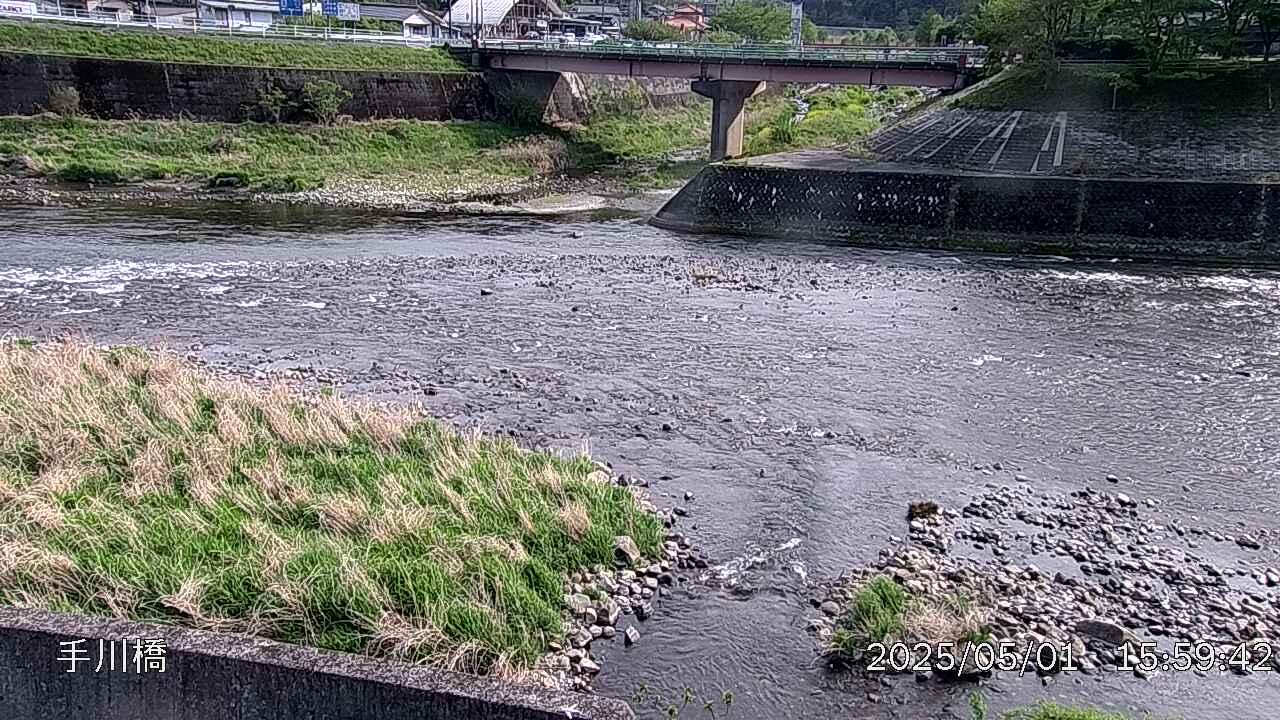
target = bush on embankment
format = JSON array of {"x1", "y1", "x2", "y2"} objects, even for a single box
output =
[
  {"x1": 957, "y1": 63, "x2": 1280, "y2": 114},
  {"x1": 0, "y1": 340, "x2": 661, "y2": 673},
  {"x1": 0, "y1": 22, "x2": 464, "y2": 72},
  {"x1": 744, "y1": 86, "x2": 920, "y2": 156}
]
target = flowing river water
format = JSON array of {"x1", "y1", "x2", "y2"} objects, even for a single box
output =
[{"x1": 1, "y1": 200, "x2": 1278, "y2": 719}]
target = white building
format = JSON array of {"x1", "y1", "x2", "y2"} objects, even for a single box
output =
[
  {"x1": 196, "y1": 0, "x2": 280, "y2": 28},
  {"x1": 359, "y1": 3, "x2": 461, "y2": 39},
  {"x1": 445, "y1": 0, "x2": 564, "y2": 38}
]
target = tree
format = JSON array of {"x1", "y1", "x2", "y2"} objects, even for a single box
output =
[
  {"x1": 623, "y1": 19, "x2": 686, "y2": 42},
  {"x1": 703, "y1": 29, "x2": 745, "y2": 44},
  {"x1": 1259, "y1": 0, "x2": 1280, "y2": 62},
  {"x1": 302, "y1": 81, "x2": 351, "y2": 126},
  {"x1": 971, "y1": 0, "x2": 1092, "y2": 67},
  {"x1": 1204, "y1": 0, "x2": 1255, "y2": 56},
  {"x1": 1105, "y1": 0, "x2": 1204, "y2": 74},
  {"x1": 711, "y1": 0, "x2": 823, "y2": 43},
  {"x1": 914, "y1": 8, "x2": 946, "y2": 44}
]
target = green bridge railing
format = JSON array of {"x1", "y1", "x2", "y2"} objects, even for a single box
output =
[{"x1": 474, "y1": 39, "x2": 983, "y2": 68}]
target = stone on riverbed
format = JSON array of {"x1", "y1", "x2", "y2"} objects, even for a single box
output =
[
  {"x1": 566, "y1": 593, "x2": 592, "y2": 615},
  {"x1": 614, "y1": 535, "x2": 642, "y2": 567},
  {"x1": 1075, "y1": 619, "x2": 1134, "y2": 647}
]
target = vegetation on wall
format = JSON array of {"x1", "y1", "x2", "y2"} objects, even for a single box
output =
[{"x1": 0, "y1": 23, "x2": 464, "y2": 72}]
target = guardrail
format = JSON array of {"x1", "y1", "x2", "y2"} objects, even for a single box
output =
[
  {"x1": 0, "y1": 7, "x2": 460, "y2": 47},
  {"x1": 477, "y1": 39, "x2": 985, "y2": 66}
]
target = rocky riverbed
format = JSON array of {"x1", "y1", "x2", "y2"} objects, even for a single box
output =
[
  {"x1": 809, "y1": 480, "x2": 1280, "y2": 692},
  {"x1": 0, "y1": 159, "x2": 677, "y2": 217},
  {"x1": 5, "y1": 202, "x2": 1280, "y2": 719}
]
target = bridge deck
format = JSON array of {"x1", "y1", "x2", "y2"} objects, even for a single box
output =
[{"x1": 472, "y1": 42, "x2": 978, "y2": 88}]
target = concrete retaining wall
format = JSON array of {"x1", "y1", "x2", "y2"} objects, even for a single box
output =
[
  {"x1": 486, "y1": 68, "x2": 701, "y2": 125},
  {"x1": 652, "y1": 163, "x2": 1280, "y2": 260},
  {"x1": 0, "y1": 51, "x2": 490, "y2": 121},
  {"x1": 0, "y1": 607, "x2": 633, "y2": 720}
]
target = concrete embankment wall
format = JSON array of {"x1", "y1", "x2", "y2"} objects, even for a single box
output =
[
  {"x1": 653, "y1": 164, "x2": 1280, "y2": 261},
  {"x1": 0, "y1": 51, "x2": 699, "y2": 124},
  {"x1": 0, "y1": 607, "x2": 633, "y2": 720},
  {"x1": 0, "y1": 51, "x2": 491, "y2": 121}
]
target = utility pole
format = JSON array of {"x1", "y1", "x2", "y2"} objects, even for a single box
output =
[{"x1": 789, "y1": 0, "x2": 803, "y2": 48}]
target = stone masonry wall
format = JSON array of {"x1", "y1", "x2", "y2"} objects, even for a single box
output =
[
  {"x1": 652, "y1": 164, "x2": 1280, "y2": 261},
  {"x1": 0, "y1": 51, "x2": 490, "y2": 122}
]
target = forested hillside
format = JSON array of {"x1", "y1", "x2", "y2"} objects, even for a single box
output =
[{"x1": 804, "y1": 0, "x2": 974, "y2": 28}]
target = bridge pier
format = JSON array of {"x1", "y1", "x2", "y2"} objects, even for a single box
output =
[{"x1": 691, "y1": 79, "x2": 766, "y2": 162}]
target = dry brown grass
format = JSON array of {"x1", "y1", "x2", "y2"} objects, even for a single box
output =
[
  {"x1": 493, "y1": 136, "x2": 570, "y2": 174},
  {"x1": 558, "y1": 501, "x2": 591, "y2": 540},
  {"x1": 0, "y1": 339, "x2": 662, "y2": 675},
  {"x1": 903, "y1": 594, "x2": 990, "y2": 645}
]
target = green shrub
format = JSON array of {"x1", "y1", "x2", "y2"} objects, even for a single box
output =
[
  {"x1": 845, "y1": 576, "x2": 908, "y2": 643},
  {"x1": 493, "y1": 86, "x2": 547, "y2": 129},
  {"x1": 57, "y1": 162, "x2": 123, "y2": 184},
  {"x1": 702, "y1": 30, "x2": 742, "y2": 45},
  {"x1": 209, "y1": 170, "x2": 250, "y2": 188},
  {"x1": 47, "y1": 86, "x2": 81, "y2": 117},
  {"x1": 622, "y1": 19, "x2": 685, "y2": 42},
  {"x1": 302, "y1": 81, "x2": 351, "y2": 126},
  {"x1": 770, "y1": 113, "x2": 797, "y2": 145},
  {"x1": 257, "y1": 84, "x2": 289, "y2": 124}
]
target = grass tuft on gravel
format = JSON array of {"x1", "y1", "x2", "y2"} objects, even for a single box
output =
[
  {"x1": 0, "y1": 22, "x2": 464, "y2": 72},
  {"x1": 831, "y1": 575, "x2": 988, "y2": 659},
  {"x1": 834, "y1": 575, "x2": 908, "y2": 651},
  {"x1": 0, "y1": 340, "x2": 661, "y2": 674},
  {"x1": 1003, "y1": 702, "x2": 1136, "y2": 720}
]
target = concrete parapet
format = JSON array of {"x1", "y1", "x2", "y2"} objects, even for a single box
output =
[{"x1": 0, "y1": 606, "x2": 634, "y2": 720}]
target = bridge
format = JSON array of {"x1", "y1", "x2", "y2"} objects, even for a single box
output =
[{"x1": 469, "y1": 41, "x2": 981, "y2": 161}]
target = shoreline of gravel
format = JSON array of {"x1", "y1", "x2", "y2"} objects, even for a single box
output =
[{"x1": 807, "y1": 479, "x2": 1280, "y2": 697}]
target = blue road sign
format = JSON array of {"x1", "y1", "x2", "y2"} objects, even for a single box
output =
[
  {"x1": 321, "y1": 0, "x2": 340, "y2": 16},
  {"x1": 279, "y1": 0, "x2": 304, "y2": 16}
]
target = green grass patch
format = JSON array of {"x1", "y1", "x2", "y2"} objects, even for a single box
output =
[
  {"x1": 830, "y1": 575, "x2": 990, "y2": 662},
  {"x1": 569, "y1": 105, "x2": 711, "y2": 162},
  {"x1": 0, "y1": 116, "x2": 548, "y2": 192},
  {"x1": 745, "y1": 86, "x2": 918, "y2": 156},
  {"x1": 0, "y1": 340, "x2": 662, "y2": 673},
  {"x1": 1003, "y1": 703, "x2": 1138, "y2": 720},
  {"x1": 843, "y1": 575, "x2": 908, "y2": 644},
  {"x1": 0, "y1": 22, "x2": 464, "y2": 72}
]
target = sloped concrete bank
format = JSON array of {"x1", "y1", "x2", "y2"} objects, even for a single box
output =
[
  {"x1": 652, "y1": 157, "x2": 1280, "y2": 261},
  {"x1": 0, "y1": 607, "x2": 633, "y2": 720}
]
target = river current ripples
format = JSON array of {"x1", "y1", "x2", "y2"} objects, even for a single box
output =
[{"x1": 1, "y1": 201, "x2": 1277, "y2": 719}]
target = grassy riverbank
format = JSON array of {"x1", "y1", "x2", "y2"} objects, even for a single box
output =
[
  {"x1": 0, "y1": 85, "x2": 905, "y2": 196},
  {"x1": 0, "y1": 22, "x2": 464, "y2": 72},
  {"x1": 0, "y1": 340, "x2": 661, "y2": 673},
  {"x1": 0, "y1": 116, "x2": 563, "y2": 193}
]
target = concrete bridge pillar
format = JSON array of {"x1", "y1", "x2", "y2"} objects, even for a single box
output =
[{"x1": 691, "y1": 79, "x2": 766, "y2": 162}]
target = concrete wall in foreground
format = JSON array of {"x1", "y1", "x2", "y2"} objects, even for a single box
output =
[
  {"x1": 652, "y1": 164, "x2": 1280, "y2": 260},
  {"x1": 0, "y1": 51, "x2": 490, "y2": 121},
  {"x1": 0, "y1": 607, "x2": 633, "y2": 720}
]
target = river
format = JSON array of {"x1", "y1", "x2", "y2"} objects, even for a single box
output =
[{"x1": 1, "y1": 200, "x2": 1277, "y2": 719}]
